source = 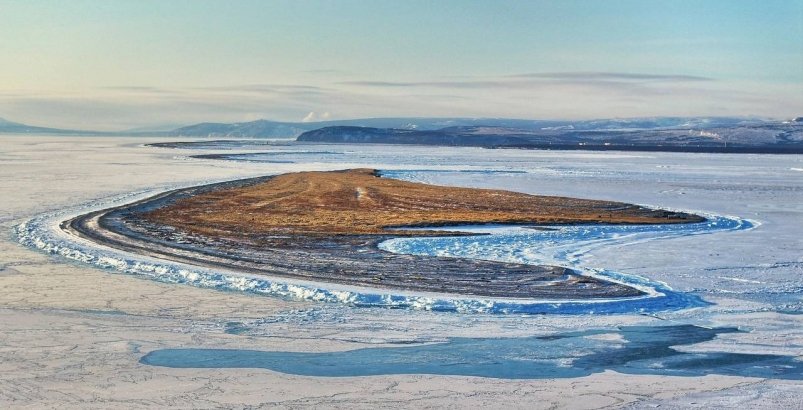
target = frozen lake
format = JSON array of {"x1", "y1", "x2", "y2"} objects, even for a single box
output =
[
  {"x1": 101, "y1": 140, "x2": 803, "y2": 314},
  {"x1": 2, "y1": 136, "x2": 801, "y2": 407}
]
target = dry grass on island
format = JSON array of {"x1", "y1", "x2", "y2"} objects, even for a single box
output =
[{"x1": 145, "y1": 168, "x2": 703, "y2": 237}]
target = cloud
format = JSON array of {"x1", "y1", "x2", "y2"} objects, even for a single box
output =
[
  {"x1": 507, "y1": 72, "x2": 713, "y2": 82},
  {"x1": 192, "y1": 84, "x2": 330, "y2": 95},
  {"x1": 341, "y1": 80, "x2": 506, "y2": 89},
  {"x1": 342, "y1": 81, "x2": 425, "y2": 87},
  {"x1": 302, "y1": 69, "x2": 352, "y2": 76},
  {"x1": 301, "y1": 111, "x2": 332, "y2": 122},
  {"x1": 341, "y1": 72, "x2": 713, "y2": 90},
  {"x1": 0, "y1": 75, "x2": 799, "y2": 131},
  {"x1": 99, "y1": 86, "x2": 177, "y2": 93}
]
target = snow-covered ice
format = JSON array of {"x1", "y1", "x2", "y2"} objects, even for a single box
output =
[{"x1": 1, "y1": 136, "x2": 801, "y2": 408}]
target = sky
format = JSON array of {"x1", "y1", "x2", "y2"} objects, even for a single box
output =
[{"x1": 1, "y1": 0, "x2": 802, "y2": 130}]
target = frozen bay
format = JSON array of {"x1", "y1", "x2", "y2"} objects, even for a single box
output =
[{"x1": 1, "y1": 136, "x2": 801, "y2": 408}]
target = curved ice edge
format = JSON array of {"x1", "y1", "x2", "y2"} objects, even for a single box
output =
[
  {"x1": 13, "y1": 182, "x2": 751, "y2": 315},
  {"x1": 377, "y1": 212, "x2": 756, "y2": 314}
]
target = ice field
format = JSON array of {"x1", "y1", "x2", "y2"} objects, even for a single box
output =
[{"x1": 1, "y1": 136, "x2": 801, "y2": 407}]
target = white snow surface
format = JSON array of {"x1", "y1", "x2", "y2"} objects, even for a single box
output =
[{"x1": 1, "y1": 136, "x2": 802, "y2": 408}]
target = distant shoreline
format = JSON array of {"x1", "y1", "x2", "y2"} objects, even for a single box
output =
[
  {"x1": 494, "y1": 143, "x2": 803, "y2": 154},
  {"x1": 298, "y1": 140, "x2": 803, "y2": 154},
  {"x1": 142, "y1": 138, "x2": 803, "y2": 155},
  {"x1": 296, "y1": 122, "x2": 803, "y2": 154}
]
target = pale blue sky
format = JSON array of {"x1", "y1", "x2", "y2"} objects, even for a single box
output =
[{"x1": 1, "y1": 0, "x2": 801, "y2": 129}]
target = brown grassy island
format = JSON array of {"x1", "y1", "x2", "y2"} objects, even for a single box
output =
[
  {"x1": 67, "y1": 169, "x2": 703, "y2": 300},
  {"x1": 145, "y1": 168, "x2": 702, "y2": 237}
]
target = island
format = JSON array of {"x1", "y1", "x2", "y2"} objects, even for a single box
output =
[{"x1": 64, "y1": 169, "x2": 704, "y2": 300}]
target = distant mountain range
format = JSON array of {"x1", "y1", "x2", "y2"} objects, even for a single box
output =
[
  {"x1": 4, "y1": 115, "x2": 803, "y2": 153},
  {"x1": 167, "y1": 116, "x2": 765, "y2": 138},
  {"x1": 0, "y1": 117, "x2": 196, "y2": 136},
  {"x1": 0, "y1": 117, "x2": 102, "y2": 135},
  {"x1": 297, "y1": 119, "x2": 803, "y2": 154}
]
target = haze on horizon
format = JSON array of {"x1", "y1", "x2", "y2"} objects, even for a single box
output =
[{"x1": 1, "y1": 0, "x2": 802, "y2": 131}]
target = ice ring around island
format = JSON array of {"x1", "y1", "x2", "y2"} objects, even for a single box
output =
[{"x1": 25, "y1": 168, "x2": 732, "y2": 313}]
